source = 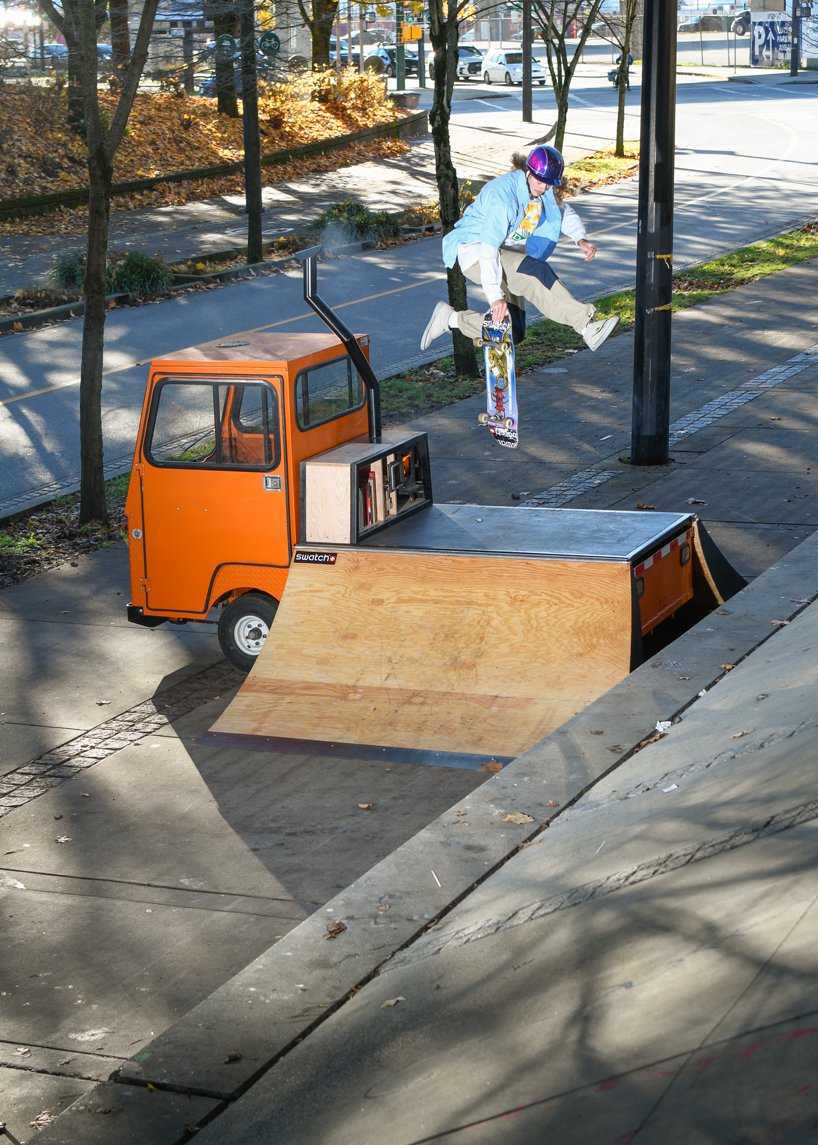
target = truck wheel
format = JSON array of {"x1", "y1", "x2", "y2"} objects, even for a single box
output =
[{"x1": 218, "y1": 592, "x2": 278, "y2": 672}]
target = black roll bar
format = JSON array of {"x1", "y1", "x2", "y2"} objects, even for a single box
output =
[{"x1": 296, "y1": 247, "x2": 382, "y2": 444}]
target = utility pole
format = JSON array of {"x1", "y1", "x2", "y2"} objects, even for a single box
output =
[
  {"x1": 522, "y1": 0, "x2": 532, "y2": 122},
  {"x1": 240, "y1": 0, "x2": 263, "y2": 265},
  {"x1": 631, "y1": 0, "x2": 677, "y2": 467},
  {"x1": 790, "y1": 0, "x2": 799, "y2": 74},
  {"x1": 396, "y1": 0, "x2": 406, "y2": 89}
]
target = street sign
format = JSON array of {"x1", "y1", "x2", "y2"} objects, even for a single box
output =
[
  {"x1": 214, "y1": 33, "x2": 236, "y2": 57},
  {"x1": 258, "y1": 30, "x2": 280, "y2": 57}
]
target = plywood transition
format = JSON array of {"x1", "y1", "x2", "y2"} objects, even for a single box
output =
[{"x1": 204, "y1": 548, "x2": 636, "y2": 764}]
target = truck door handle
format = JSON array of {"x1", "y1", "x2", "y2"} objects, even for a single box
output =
[{"x1": 263, "y1": 475, "x2": 283, "y2": 491}]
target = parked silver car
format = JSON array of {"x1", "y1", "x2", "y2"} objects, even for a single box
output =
[{"x1": 482, "y1": 48, "x2": 546, "y2": 85}]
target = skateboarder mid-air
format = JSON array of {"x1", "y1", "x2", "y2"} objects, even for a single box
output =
[{"x1": 420, "y1": 145, "x2": 618, "y2": 354}]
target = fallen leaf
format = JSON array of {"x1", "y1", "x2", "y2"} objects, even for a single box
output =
[
  {"x1": 54, "y1": 813, "x2": 63, "y2": 820},
  {"x1": 770, "y1": 620, "x2": 791, "y2": 626},
  {"x1": 15, "y1": 1046, "x2": 31, "y2": 1056},
  {"x1": 511, "y1": 493, "x2": 520, "y2": 500},
  {"x1": 381, "y1": 996, "x2": 405, "y2": 1009},
  {"x1": 479, "y1": 760, "x2": 503, "y2": 773},
  {"x1": 501, "y1": 812, "x2": 535, "y2": 824},
  {"x1": 55, "y1": 835, "x2": 71, "y2": 843},
  {"x1": 589, "y1": 730, "x2": 604, "y2": 735},
  {"x1": 756, "y1": 693, "x2": 769, "y2": 701},
  {"x1": 636, "y1": 503, "x2": 655, "y2": 510},
  {"x1": 29, "y1": 1112, "x2": 56, "y2": 1130},
  {"x1": 678, "y1": 675, "x2": 692, "y2": 680},
  {"x1": 95, "y1": 700, "x2": 112, "y2": 706},
  {"x1": 731, "y1": 729, "x2": 754, "y2": 739},
  {"x1": 223, "y1": 1052, "x2": 242, "y2": 1063},
  {"x1": 358, "y1": 803, "x2": 373, "y2": 810},
  {"x1": 79, "y1": 792, "x2": 90, "y2": 797},
  {"x1": 685, "y1": 497, "x2": 706, "y2": 505},
  {"x1": 375, "y1": 903, "x2": 390, "y2": 912},
  {"x1": 720, "y1": 664, "x2": 735, "y2": 670},
  {"x1": 546, "y1": 800, "x2": 561, "y2": 808},
  {"x1": 454, "y1": 810, "x2": 467, "y2": 817},
  {"x1": 769, "y1": 416, "x2": 782, "y2": 420},
  {"x1": 324, "y1": 920, "x2": 346, "y2": 939}
]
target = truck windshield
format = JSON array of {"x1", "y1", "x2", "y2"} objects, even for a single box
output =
[{"x1": 146, "y1": 378, "x2": 281, "y2": 470}]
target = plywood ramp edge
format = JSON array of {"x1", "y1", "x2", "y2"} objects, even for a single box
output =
[{"x1": 208, "y1": 548, "x2": 637, "y2": 759}]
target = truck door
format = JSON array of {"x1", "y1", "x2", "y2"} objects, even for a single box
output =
[{"x1": 138, "y1": 375, "x2": 289, "y2": 616}]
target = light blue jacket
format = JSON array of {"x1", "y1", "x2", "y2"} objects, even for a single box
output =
[{"x1": 442, "y1": 169, "x2": 563, "y2": 267}]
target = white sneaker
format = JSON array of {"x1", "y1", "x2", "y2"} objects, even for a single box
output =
[
  {"x1": 582, "y1": 314, "x2": 620, "y2": 352},
  {"x1": 420, "y1": 301, "x2": 455, "y2": 350}
]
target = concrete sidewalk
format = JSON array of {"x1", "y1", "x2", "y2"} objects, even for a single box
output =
[
  {"x1": 3, "y1": 258, "x2": 818, "y2": 1143},
  {"x1": 195, "y1": 589, "x2": 818, "y2": 1144}
]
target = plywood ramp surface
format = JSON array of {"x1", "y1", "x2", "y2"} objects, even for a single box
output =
[{"x1": 207, "y1": 550, "x2": 635, "y2": 761}]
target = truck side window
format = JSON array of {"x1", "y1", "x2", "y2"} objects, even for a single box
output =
[
  {"x1": 147, "y1": 379, "x2": 281, "y2": 470},
  {"x1": 294, "y1": 355, "x2": 364, "y2": 430}
]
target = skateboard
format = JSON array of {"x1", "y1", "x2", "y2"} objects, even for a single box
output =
[{"x1": 477, "y1": 311, "x2": 518, "y2": 449}]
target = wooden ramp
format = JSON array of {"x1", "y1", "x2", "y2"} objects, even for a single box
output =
[{"x1": 202, "y1": 546, "x2": 636, "y2": 768}]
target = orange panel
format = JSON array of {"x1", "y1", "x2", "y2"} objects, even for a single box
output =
[
  {"x1": 636, "y1": 527, "x2": 695, "y2": 634},
  {"x1": 209, "y1": 564, "x2": 289, "y2": 607}
]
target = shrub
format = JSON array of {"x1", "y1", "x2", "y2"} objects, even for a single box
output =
[
  {"x1": 49, "y1": 250, "x2": 87, "y2": 290},
  {"x1": 109, "y1": 250, "x2": 172, "y2": 297},
  {"x1": 308, "y1": 200, "x2": 401, "y2": 245},
  {"x1": 48, "y1": 248, "x2": 172, "y2": 298}
]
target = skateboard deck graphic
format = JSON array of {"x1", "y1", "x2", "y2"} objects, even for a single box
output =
[{"x1": 478, "y1": 312, "x2": 518, "y2": 449}]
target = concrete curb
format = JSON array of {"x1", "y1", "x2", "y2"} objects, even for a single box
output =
[
  {"x1": 34, "y1": 530, "x2": 818, "y2": 1143},
  {"x1": 0, "y1": 293, "x2": 132, "y2": 335}
]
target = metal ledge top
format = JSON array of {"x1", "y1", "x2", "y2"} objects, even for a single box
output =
[{"x1": 358, "y1": 503, "x2": 695, "y2": 563}]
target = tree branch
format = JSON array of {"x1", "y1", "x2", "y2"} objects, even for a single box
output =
[{"x1": 104, "y1": 0, "x2": 160, "y2": 158}]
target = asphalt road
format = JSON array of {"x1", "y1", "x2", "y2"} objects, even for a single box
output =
[{"x1": 1, "y1": 76, "x2": 817, "y2": 514}]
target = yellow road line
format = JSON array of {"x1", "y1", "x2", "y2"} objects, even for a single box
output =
[{"x1": 1, "y1": 275, "x2": 444, "y2": 409}]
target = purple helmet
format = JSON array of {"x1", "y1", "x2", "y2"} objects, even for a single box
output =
[{"x1": 526, "y1": 145, "x2": 564, "y2": 187}]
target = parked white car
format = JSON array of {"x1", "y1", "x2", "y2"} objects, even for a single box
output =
[{"x1": 482, "y1": 49, "x2": 547, "y2": 85}]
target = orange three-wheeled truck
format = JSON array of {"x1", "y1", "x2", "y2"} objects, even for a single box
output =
[
  {"x1": 125, "y1": 252, "x2": 744, "y2": 700},
  {"x1": 125, "y1": 250, "x2": 431, "y2": 670}
]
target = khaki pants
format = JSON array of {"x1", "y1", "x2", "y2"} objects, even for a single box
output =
[{"x1": 456, "y1": 249, "x2": 595, "y2": 339}]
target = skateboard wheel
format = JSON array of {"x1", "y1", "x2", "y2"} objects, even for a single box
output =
[
  {"x1": 478, "y1": 413, "x2": 489, "y2": 424},
  {"x1": 503, "y1": 418, "x2": 514, "y2": 429}
]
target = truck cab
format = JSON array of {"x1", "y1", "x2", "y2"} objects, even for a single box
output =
[{"x1": 124, "y1": 329, "x2": 371, "y2": 668}]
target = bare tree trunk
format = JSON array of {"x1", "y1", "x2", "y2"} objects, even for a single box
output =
[
  {"x1": 240, "y1": 0, "x2": 263, "y2": 264},
  {"x1": 80, "y1": 148, "x2": 113, "y2": 523},
  {"x1": 615, "y1": 27, "x2": 631, "y2": 156},
  {"x1": 428, "y1": 0, "x2": 477, "y2": 379},
  {"x1": 298, "y1": 0, "x2": 338, "y2": 69},
  {"x1": 214, "y1": 9, "x2": 240, "y2": 117},
  {"x1": 109, "y1": 0, "x2": 131, "y2": 79},
  {"x1": 74, "y1": 0, "x2": 160, "y2": 524}
]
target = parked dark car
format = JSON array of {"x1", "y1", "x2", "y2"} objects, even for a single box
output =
[
  {"x1": 677, "y1": 13, "x2": 730, "y2": 31},
  {"x1": 330, "y1": 41, "x2": 418, "y2": 77},
  {"x1": 27, "y1": 43, "x2": 68, "y2": 69},
  {"x1": 732, "y1": 9, "x2": 751, "y2": 34}
]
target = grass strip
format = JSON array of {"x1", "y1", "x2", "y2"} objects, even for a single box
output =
[{"x1": 383, "y1": 221, "x2": 818, "y2": 425}]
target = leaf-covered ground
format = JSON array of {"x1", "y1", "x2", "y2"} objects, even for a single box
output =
[{"x1": 0, "y1": 72, "x2": 410, "y2": 234}]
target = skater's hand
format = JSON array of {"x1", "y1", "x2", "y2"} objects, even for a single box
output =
[
  {"x1": 578, "y1": 239, "x2": 597, "y2": 261},
  {"x1": 491, "y1": 300, "x2": 509, "y2": 323}
]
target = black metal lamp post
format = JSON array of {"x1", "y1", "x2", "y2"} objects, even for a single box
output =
[{"x1": 630, "y1": 0, "x2": 678, "y2": 467}]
